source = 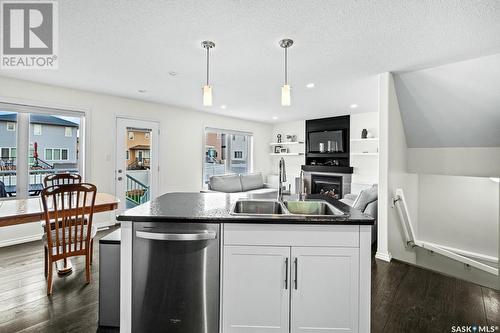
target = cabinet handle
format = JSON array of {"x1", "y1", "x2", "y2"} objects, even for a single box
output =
[
  {"x1": 136, "y1": 230, "x2": 216, "y2": 241},
  {"x1": 284, "y1": 258, "x2": 289, "y2": 290},
  {"x1": 294, "y1": 257, "x2": 298, "y2": 290}
]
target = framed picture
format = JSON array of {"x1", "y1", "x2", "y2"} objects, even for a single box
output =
[{"x1": 274, "y1": 146, "x2": 282, "y2": 153}]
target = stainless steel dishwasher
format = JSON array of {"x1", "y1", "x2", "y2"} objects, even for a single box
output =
[{"x1": 132, "y1": 222, "x2": 220, "y2": 333}]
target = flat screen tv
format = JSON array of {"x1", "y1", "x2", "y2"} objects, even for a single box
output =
[{"x1": 308, "y1": 130, "x2": 344, "y2": 153}]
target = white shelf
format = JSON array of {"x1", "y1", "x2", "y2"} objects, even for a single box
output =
[
  {"x1": 270, "y1": 153, "x2": 304, "y2": 156},
  {"x1": 269, "y1": 141, "x2": 304, "y2": 145},
  {"x1": 351, "y1": 152, "x2": 379, "y2": 156},
  {"x1": 350, "y1": 138, "x2": 378, "y2": 142}
]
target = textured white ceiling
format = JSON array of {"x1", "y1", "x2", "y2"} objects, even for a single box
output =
[
  {"x1": 394, "y1": 54, "x2": 500, "y2": 147},
  {"x1": 1, "y1": 0, "x2": 500, "y2": 123}
]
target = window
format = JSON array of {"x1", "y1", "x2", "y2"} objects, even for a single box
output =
[
  {"x1": 1, "y1": 147, "x2": 17, "y2": 159},
  {"x1": 53, "y1": 149, "x2": 61, "y2": 161},
  {"x1": 1, "y1": 148, "x2": 9, "y2": 159},
  {"x1": 203, "y1": 128, "x2": 253, "y2": 185},
  {"x1": 0, "y1": 107, "x2": 84, "y2": 198},
  {"x1": 128, "y1": 131, "x2": 134, "y2": 140},
  {"x1": 65, "y1": 127, "x2": 72, "y2": 137},
  {"x1": 45, "y1": 148, "x2": 69, "y2": 161},
  {"x1": 33, "y1": 124, "x2": 42, "y2": 135},
  {"x1": 144, "y1": 132, "x2": 150, "y2": 140},
  {"x1": 45, "y1": 148, "x2": 53, "y2": 160},
  {"x1": 61, "y1": 149, "x2": 68, "y2": 160}
]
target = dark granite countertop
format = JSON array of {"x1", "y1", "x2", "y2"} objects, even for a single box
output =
[{"x1": 116, "y1": 192, "x2": 374, "y2": 225}]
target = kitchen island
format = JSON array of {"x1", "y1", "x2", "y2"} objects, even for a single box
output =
[{"x1": 117, "y1": 192, "x2": 374, "y2": 333}]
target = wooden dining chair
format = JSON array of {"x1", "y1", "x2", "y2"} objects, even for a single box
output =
[
  {"x1": 43, "y1": 173, "x2": 82, "y2": 187},
  {"x1": 42, "y1": 173, "x2": 83, "y2": 228},
  {"x1": 41, "y1": 183, "x2": 97, "y2": 295}
]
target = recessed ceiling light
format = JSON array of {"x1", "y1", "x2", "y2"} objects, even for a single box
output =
[
  {"x1": 272, "y1": 116, "x2": 278, "y2": 120},
  {"x1": 138, "y1": 89, "x2": 147, "y2": 93},
  {"x1": 306, "y1": 83, "x2": 315, "y2": 88},
  {"x1": 349, "y1": 104, "x2": 358, "y2": 109},
  {"x1": 221, "y1": 105, "x2": 227, "y2": 109},
  {"x1": 168, "y1": 71, "x2": 177, "y2": 76}
]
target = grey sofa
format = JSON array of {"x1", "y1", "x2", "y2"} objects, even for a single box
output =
[
  {"x1": 340, "y1": 184, "x2": 378, "y2": 244},
  {"x1": 204, "y1": 173, "x2": 278, "y2": 194}
]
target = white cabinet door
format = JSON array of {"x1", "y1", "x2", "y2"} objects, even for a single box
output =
[
  {"x1": 291, "y1": 247, "x2": 359, "y2": 333},
  {"x1": 223, "y1": 246, "x2": 290, "y2": 333}
]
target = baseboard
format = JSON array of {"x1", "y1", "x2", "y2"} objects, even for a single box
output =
[
  {"x1": 375, "y1": 251, "x2": 392, "y2": 262},
  {"x1": 0, "y1": 221, "x2": 118, "y2": 248},
  {"x1": 0, "y1": 234, "x2": 43, "y2": 248}
]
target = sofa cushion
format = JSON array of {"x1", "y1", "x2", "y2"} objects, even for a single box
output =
[
  {"x1": 209, "y1": 174, "x2": 243, "y2": 193},
  {"x1": 364, "y1": 200, "x2": 378, "y2": 219},
  {"x1": 240, "y1": 173, "x2": 264, "y2": 191},
  {"x1": 353, "y1": 185, "x2": 378, "y2": 212},
  {"x1": 244, "y1": 187, "x2": 277, "y2": 195}
]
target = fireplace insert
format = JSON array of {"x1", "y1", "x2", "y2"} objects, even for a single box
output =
[{"x1": 311, "y1": 174, "x2": 343, "y2": 199}]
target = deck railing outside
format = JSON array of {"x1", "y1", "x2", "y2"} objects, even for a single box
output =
[
  {"x1": 125, "y1": 174, "x2": 150, "y2": 206},
  {"x1": 0, "y1": 168, "x2": 79, "y2": 196}
]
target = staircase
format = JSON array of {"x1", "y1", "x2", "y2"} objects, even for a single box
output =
[{"x1": 125, "y1": 174, "x2": 150, "y2": 207}]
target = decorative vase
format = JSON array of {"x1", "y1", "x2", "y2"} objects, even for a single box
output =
[{"x1": 361, "y1": 129, "x2": 368, "y2": 139}]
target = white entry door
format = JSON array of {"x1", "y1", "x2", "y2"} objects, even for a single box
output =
[{"x1": 115, "y1": 117, "x2": 160, "y2": 213}]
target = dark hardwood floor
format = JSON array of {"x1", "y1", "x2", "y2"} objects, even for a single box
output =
[
  {"x1": 371, "y1": 256, "x2": 500, "y2": 333},
  {"x1": 0, "y1": 229, "x2": 498, "y2": 333}
]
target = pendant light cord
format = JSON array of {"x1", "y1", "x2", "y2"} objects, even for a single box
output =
[
  {"x1": 206, "y1": 47, "x2": 210, "y2": 86},
  {"x1": 284, "y1": 47, "x2": 288, "y2": 85}
]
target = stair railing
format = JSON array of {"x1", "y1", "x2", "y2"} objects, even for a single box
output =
[{"x1": 393, "y1": 188, "x2": 498, "y2": 276}]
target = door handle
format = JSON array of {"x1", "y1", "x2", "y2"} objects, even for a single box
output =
[
  {"x1": 294, "y1": 257, "x2": 298, "y2": 290},
  {"x1": 117, "y1": 176, "x2": 123, "y2": 181},
  {"x1": 136, "y1": 230, "x2": 217, "y2": 241},
  {"x1": 284, "y1": 258, "x2": 289, "y2": 290}
]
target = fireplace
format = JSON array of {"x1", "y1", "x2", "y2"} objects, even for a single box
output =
[{"x1": 311, "y1": 174, "x2": 343, "y2": 199}]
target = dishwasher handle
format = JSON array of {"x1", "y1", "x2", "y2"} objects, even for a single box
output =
[{"x1": 136, "y1": 230, "x2": 217, "y2": 241}]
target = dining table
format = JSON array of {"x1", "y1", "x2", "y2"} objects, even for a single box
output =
[{"x1": 0, "y1": 193, "x2": 120, "y2": 274}]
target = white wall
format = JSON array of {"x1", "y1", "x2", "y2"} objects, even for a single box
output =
[
  {"x1": 417, "y1": 175, "x2": 498, "y2": 257},
  {"x1": 378, "y1": 72, "x2": 419, "y2": 264},
  {"x1": 381, "y1": 72, "x2": 499, "y2": 289},
  {"x1": 271, "y1": 120, "x2": 305, "y2": 193},
  {"x1": 408, "y1": 147, "x2": 500, "y2": 177},
  {"x1": 0, "y1": 76, "x2": 273, "y2": 246}
]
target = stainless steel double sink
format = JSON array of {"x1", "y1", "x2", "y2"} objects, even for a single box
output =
[{"x1": 231, "y1": 199, "x2": 346, "y2": 217}]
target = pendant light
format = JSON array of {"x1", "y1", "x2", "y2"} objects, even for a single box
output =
[
  {"x1": 279, "y1": 39, "x2": 293, "y2": 106},
  {"x1": 202, "y1": 40, "x2": 215, "y2": 106}
]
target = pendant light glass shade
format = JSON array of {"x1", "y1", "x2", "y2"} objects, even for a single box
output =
[
  {"x1": 203, "y1": 85, "x2": 213, "y2": 106},
  {"x1": 201, "y1": 41, "x2": 215, "y2": 107},
  {"x1": 279, "y1": 39, "x2": 293, "y2": 107},
  {"x1": 281, "y1": 84, "x2": 291, "y2": 106}
]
